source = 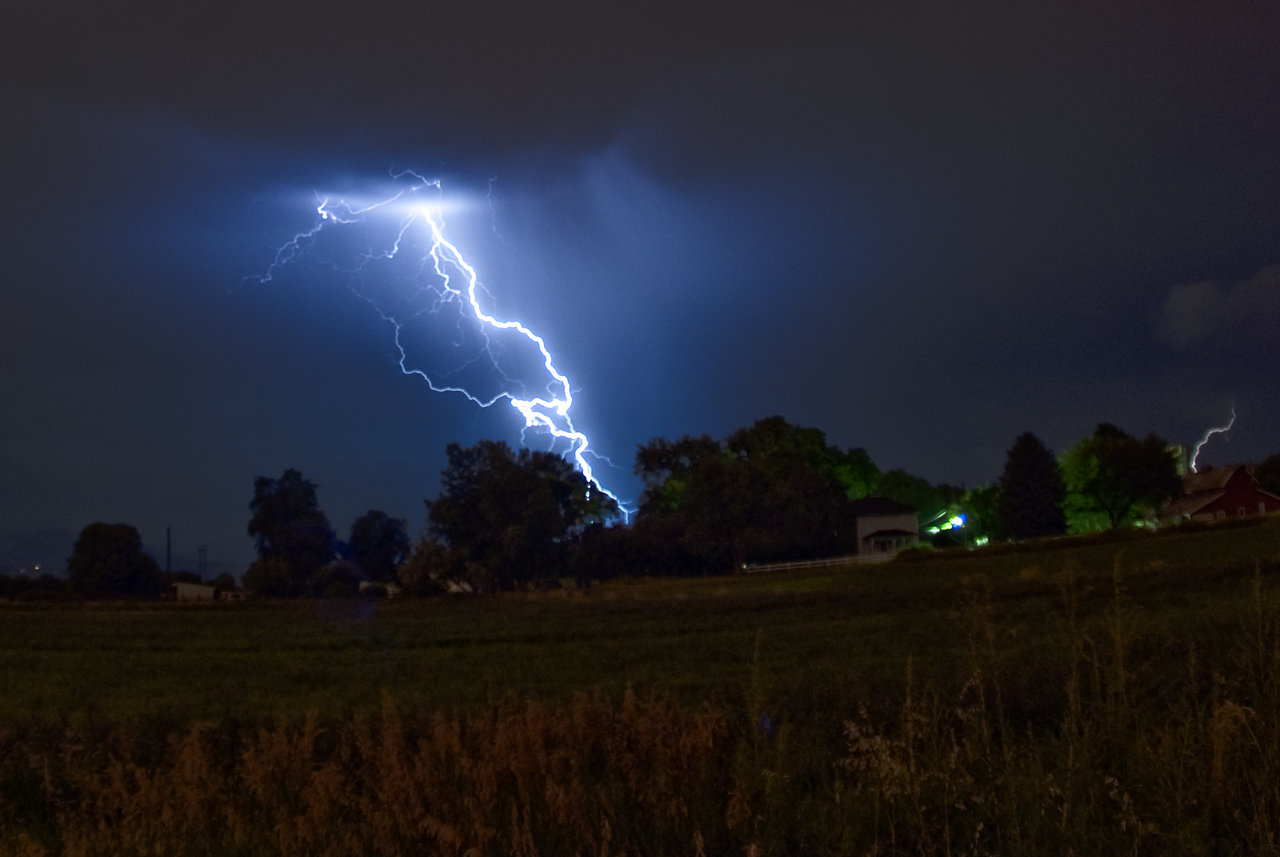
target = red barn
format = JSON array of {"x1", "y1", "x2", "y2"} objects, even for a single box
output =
[{"x1": 1164, "y1": 465, "x2": 1280, "y2": 523}]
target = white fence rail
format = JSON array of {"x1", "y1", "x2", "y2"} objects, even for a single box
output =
[{"x1": 740, "y1": 553, "x2": 895, "y2": 574}]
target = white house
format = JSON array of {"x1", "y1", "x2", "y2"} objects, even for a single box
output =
[
  {"x1": 170, "y1": 581, "x2": 244, "y2": 601},
  {"x1": 170, "y1": 581, "x2": 218, "y2": 601},
  {"x1": 849, "y1": 497, "x2": 919, "y2": 559}
]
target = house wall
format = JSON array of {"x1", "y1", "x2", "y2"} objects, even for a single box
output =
[{"x1": 855, "y1": 513, "x2": 919, "y2": 556}]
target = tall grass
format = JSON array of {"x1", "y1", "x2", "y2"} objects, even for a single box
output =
[
  {"x1": 831, "y1": 562, "x2": 1280, "y2": 856},
  {"x1": 0, "y1": 691, "x2": 730, "y2": 857}
]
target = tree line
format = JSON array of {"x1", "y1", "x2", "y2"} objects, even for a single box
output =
[
  {"x1": 230, "y1": 416, "x2": 1254, "y2": 595},
  {"x1": 9, "y1": 479, "x2": 416, "y2": 601},
  {"x1": 987, "y1": 424, "x2": 1182, "y2": 540},
  {"x1": 21, "y1": 416, "x2": 1280, "y2": 599}
]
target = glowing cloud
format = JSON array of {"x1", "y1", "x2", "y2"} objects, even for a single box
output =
[{"x1": 252, "y1": 170, "x2": 623, "y2": 512}]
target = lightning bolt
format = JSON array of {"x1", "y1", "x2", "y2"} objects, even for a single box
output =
[
  {"x1": 1190, "y1": 404, "x2": 1236, "y2": 473},
  {"x1": 251, "y1": 170, "x2": 626, "y2": 515}
]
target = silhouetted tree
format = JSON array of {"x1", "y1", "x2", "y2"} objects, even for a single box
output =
[
  {"x1": 875, "y1": 469, "x2": 961, "y2": 528},
  {"x1": 247, "y1": 468, "x2": 335, "y2": 595},
  {"x1": 617, "y1": 514, "x2": 706, "y2": 578},
  {"x1": 209, "y1": 572, "x2": 237, "y2": 593},
  {"x1": 425, "y1": 440, "x2": 618, "y2": 591},
  {"x1": 310, "y1": 559, "x2": 360, "y2": 597},
  {"x1": 676, "y1": 451, "x2": 771, "y2": 570},
  {"x1": 66, "y1": 522, "x2": 161, "y2": 598},
  {"x1": 570, "y1": 523, "x2": 643, "y2": 586},
  {"x1": 995, "y1": 432, "x2": 1066, "y2": 539},
  {"x1": 396, "y1": 538, "x2": 451, "y2": 596},
  {"x1": 725, "y1": 417, "x2": 834, "y2": 473},
  {"x1": 1257, "y1": 453, "x2": 1280, "y2": 496},
  {"x1": 348, "y1": 510, "x2": 409, "y2": 583},
  {"x1": 635, "y1": 434, "x2": 722, "y2": 516},
  {"x1": 242, "y1": 556, "x2": 292, "y2": 597},
  {"x1": 0, "y1": 573, "x2": 68, "y2": 601},
  {"x1": 633, "y1": 417, "x2": 864, "y2": 572},
  {"x1": 1062, "y1": 424, "x2": 1181, "y2": 530}
]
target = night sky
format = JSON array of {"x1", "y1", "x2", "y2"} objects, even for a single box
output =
[{"x1": 4, "y1": 1, "x2": 1279, "y2": 576}]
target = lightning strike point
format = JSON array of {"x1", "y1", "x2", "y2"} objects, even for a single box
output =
[{"x1": 1190, "y1": 405, "x2": 1236, "y2": 473}]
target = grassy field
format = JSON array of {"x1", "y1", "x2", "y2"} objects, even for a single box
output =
[
  {"x1": 3, "y1": 519, "x2": 1279, "y2": 725},
  {"x1": 3, "y1": 518, "x2": 1280, "y2": 854}
]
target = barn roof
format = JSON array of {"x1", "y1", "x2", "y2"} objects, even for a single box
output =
[
  {"x1": 1164, "y1": 491, "x2": 1224, "y2": 518},
  {"x1": 1182, "y1": 464, "x2": 1242, "y2": 495}
]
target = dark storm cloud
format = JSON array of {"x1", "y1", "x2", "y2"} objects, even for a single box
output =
[
  {"x1": 593, "y1": 2, "x2": 1280, "y2": 459},
  {"x1": 5, "y1": 0, "x2": 1280, "y2": 571},
  {"x1": 1160, "y1": 266, "x2": 1280, "y2": 352},
  {"x1": 7, "y1": 1, "x2": 815, "y2": 165}
]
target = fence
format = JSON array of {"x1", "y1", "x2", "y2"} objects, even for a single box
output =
[{"x1": 739, "y1": 552, "x2": 895, "y2": 574}]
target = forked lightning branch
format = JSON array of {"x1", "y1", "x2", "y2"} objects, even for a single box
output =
[{"x1": 252, "y1": 171, "x2": 622, "y2": 511}]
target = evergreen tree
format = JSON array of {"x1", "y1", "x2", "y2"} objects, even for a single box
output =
[
  {"x1": 1257, "y1": 453, "x2": 1280, "y2": 496},
  {"x1": 995, "y1": 432, "x2": 1066, "y2": 539}
]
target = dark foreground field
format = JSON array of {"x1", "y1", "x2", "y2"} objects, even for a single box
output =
[{"x1": 3, "y1": 520, "x2": 1280, "y2": 855}]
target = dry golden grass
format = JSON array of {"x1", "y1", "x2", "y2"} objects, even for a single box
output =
[{"x1": 2, "y1": 691, "x2": 729, "y2": 857}]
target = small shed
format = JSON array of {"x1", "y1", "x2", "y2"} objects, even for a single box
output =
[{"x1": 171, "y1": 581, "x2": 218, "y2": 601}]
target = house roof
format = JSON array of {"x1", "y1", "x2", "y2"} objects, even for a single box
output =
[
  {"x1": 862, "y1": 528, "x2": 917, "y2": 541},
  {"x1": 850, "y1": 496, "x2": 916, "y2": 517}
]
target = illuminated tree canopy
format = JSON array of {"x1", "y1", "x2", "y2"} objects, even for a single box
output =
[{"x1": 1061, "y1": 424, "x2": 1181, "y2": 531}]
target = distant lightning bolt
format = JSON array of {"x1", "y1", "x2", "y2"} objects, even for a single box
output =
[
  {"x1": 251, "y1": 170, "x2": 625, "y2": 514},
  {"x1": 1190, "y1": 405, "x2": 1236, "y2": 473}
]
